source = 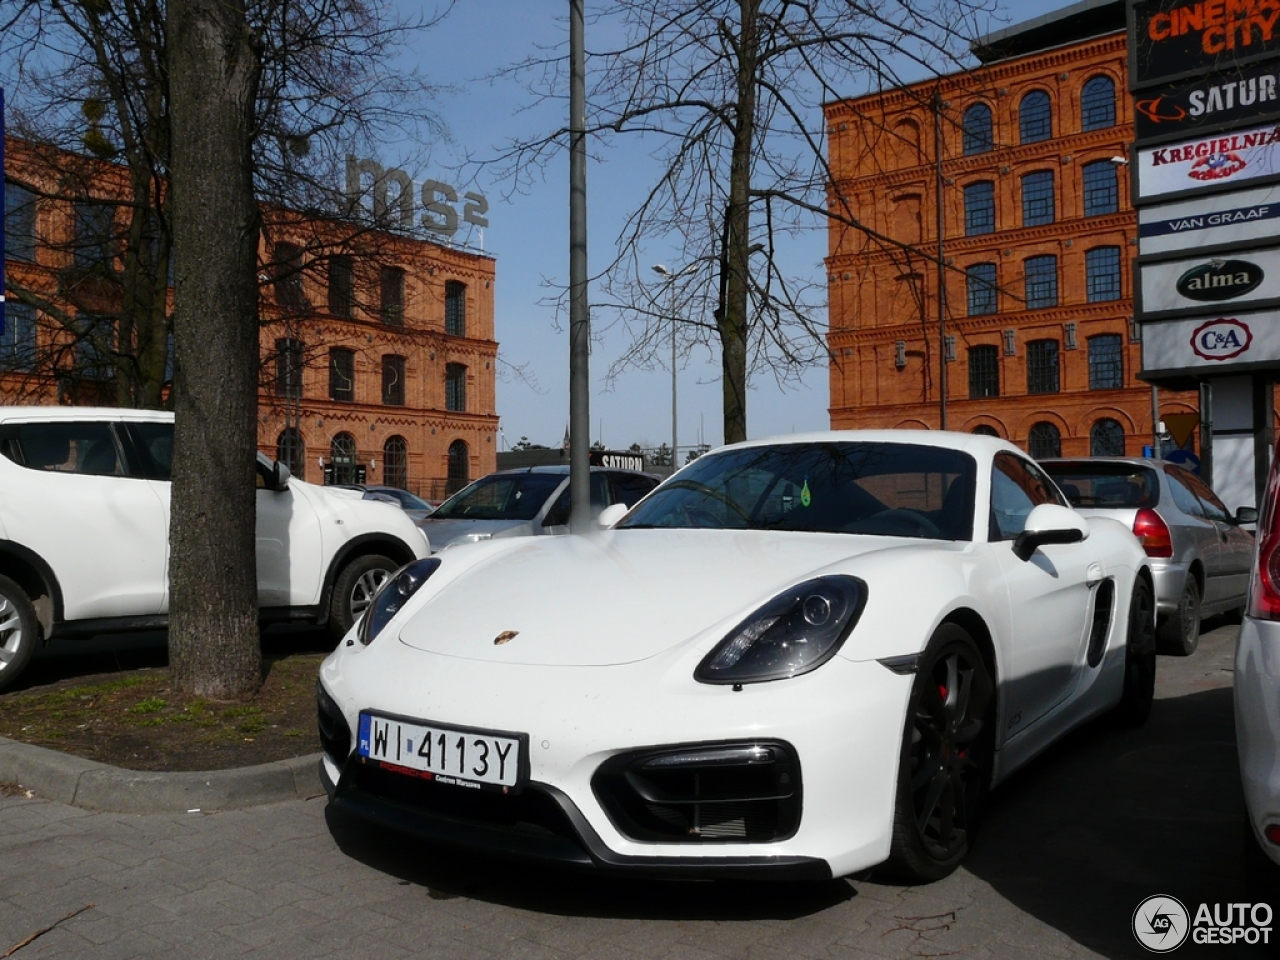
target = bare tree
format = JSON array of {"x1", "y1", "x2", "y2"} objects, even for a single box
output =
[{"x1": 497, "y1": 0, "x2": 997, "y2": 443}]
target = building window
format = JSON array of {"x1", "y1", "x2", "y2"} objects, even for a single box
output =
[
  {"x1": 4, "y1": 182, "x2": 36, "y2": 262},
  {"x1": 329, "y1": 347, "x2": 355, "y2": 402},
  {"x1": 328, "y1": 255, "x2": 354, "y2": 318},
  {"x1": 1021, "y1": 170, "x2": 1055, "y2": 227},
  {"x1": 445, "y1": 281, "x2": 467, "y2": 336},
  {"x1": 1086, "y1": 246, "x2": 1122, "y2": 302},
  {"x1": 272, "y1": 242, "x2": 305, "y2": 309},
  {"x1": 966, "y1": 263, "x2": 998, "y2": 316},
  {"x1": 275, "y1": 338, "x2": 304, "y2": 399},
  {"x1": 968, "y1": 345, "x2": 999, "y2": 399},
  {"x1": 1082, "y1": 160, "x2": 1119, "y2": 216},
  {"x1": 75, "y1": 316, "x2": 115, "y2": 380},
  {"x1": 972, "y1": 425, "x2": 999, "y2": 437},
  {"x1": 1090, "y1": 418, "x2": 1125, "y2": 456},
  {"x1": 964, "y1": 181, "x2": 996, "y2": 236},
  {"x1": 276, "y1": 428, "x2": 306, "y2": 481},
  {"x1": 383, "y1": 435, "x2": 408, "y2": 489},
  {"x1": 1081, "y1": 75, "x2": 1116, "y2": 131},
  {"x1": 74, "y1": 201, "x2": 115, "y2": 272},
  {"x1": 445, "y1": 363, "x2": 467, "y2": 412},
  {"x1": 329, "y1": 433, "x2": 359, "y2": 485},
  {"x1": 1024, "y1": 255, "x2": 1058, "y2": 309},
  {"x1": 382, "y1": 354, "x2": 406, "y2": 406},
  {"x1": 963, "y1": 104, "x2": 994, "y2": 155},
  {"x1": 1088, "y1": 333, "x2": 1124, "y2": 389},
  {"x1": 1019, "y1": 90, "x2": 1052, "y2": 143},
  {"x1": 447, "y1": 439, "x2": 469, "y2": 495},
  {"x1": 380, "y1": 265, "x2": 405, "y2": 326},
  {"x1": 1028, "y1": 421, "x2": 1061, "y2": 458},
  {"x1": 1, "y1": 302, "x2": 37, "y2": 370},
  {"x1": 1027, "y1": 339, "x2": 1060, "y2": 394}
]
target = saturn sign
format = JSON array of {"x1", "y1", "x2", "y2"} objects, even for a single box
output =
[
  {"x1": 1190, "y1": 318, "x2": 1254, "y2": 360},
  {"x1": 1176, "y1": 259, "x2": 1265, "y2": 301}
]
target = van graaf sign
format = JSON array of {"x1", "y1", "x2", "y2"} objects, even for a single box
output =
[
  {"x1": 1135, "y1": 57, "x2": 1280, "y2": 138},
  {"x1": 1139, "y1": 181, "x2": 1280, "y2": 252},
  {"x1": 1137, "y1": 120, "x2": 1280, "y2": 200},
  {"x1": 1141, "y1": 308, "x2": 1280, "y2": 373},
  {"x1": 1131, "y1": 0, "x2": 1280, "y2": 87},
  {"x1": 1139, "y1": 249, "x2": 1280, "y2": 312},
  {"x1": 345, "y1": 156, "x2": 488, "y2": 239}
]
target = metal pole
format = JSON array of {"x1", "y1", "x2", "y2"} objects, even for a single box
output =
[
  {"x1": 934, "y1": 89, "x2": 947, "y2": 431},
  {"x1": 568, "y1": 0, "x2": 590, "y2": 533},
  {"x1": 671, "y1": 286, "x2": 678, "y2": 467}
]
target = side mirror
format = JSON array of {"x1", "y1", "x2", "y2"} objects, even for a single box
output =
[
  {"x1": 1012, "y1": 503, "x2": 1088, "y2": 561},
  {"x1": 1235, "y1": 506, "x2": 1259, "y2": 525},
  {"x1": 270, "y1": 461, "x2": 292, "y2": 492},
  {"x1": 596, "y1": 503, "x2": 629, "y2": 528}
]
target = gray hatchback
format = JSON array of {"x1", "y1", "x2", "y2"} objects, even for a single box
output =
[{"x1": 1041, "y1": 458, "x2": 1256, "y2": 656}]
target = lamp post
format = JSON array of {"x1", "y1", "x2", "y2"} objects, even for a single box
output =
[{"x1": 652, "y1": 263, "x2": 697, "y2": 468}]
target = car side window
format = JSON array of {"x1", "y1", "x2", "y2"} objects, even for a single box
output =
[
  {"x1": 1176, "y1": 468, "x2": 1230, "y2": 522},
  {"x1": 608, "y1": 472, "x2": 658, "y2": 507},
  {"x1": 123, "y1": 422, "x2": 174, "y2": 481},
  {"x1": 990, "y1": 453, "x2": 1061, "y2": 540},
  {"x1": 1164, "y1": 468, "x2": 1204, "y2": 518},
  {"x1": 9, "y1": 422, "x2": 123, "y2": 476}
]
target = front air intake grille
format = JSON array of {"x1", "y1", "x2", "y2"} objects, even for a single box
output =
[
  {"x1": 316, "y1": 682, "x2": 351, "y2": 764},
  {"x1": 592, "y1": 740, "x2": 801, "y2": 844}
]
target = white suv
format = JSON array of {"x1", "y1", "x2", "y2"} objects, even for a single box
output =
[{"x1": 0, "y1": 407, "x2": 430, "y2": 690}]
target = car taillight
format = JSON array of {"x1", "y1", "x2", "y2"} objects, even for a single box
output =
[
  {"x1": 1132, "y1": 508, "x2": 1173, "y2": 558},
  {"x1": 1249, "y1": 521, "x2": 1280, "y2": 621}
]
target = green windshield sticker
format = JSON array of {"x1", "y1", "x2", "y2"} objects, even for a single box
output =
[{"x1": 801, "y1": 478, "x2": 811, "y2": 507}]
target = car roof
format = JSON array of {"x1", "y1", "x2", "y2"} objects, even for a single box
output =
[
  {"x1": 1041, "y1": 457, "x2": 1170, "y2": 470},
  {"x1": 714, "y1": 429, "x2": 1023, "y2": 459},
  {"x1": 0, "y1": 406, "x2": 173, "y2": 423}
]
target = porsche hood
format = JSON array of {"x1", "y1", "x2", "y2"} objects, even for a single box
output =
[{"x1": 393, "y1": 529, "x2": 947, "y2": 667}]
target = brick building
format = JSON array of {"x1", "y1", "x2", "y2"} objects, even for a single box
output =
[
  {"x1": 2, "y1": 138, "x2": 497, "y2": 499},
  {"x1": 824, "y1": 1, "x2": 1198, "y2": 457}
]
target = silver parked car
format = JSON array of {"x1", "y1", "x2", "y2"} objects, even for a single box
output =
[
  {"x1": 419, "y1": 465, "x2": 660, "y2": 551},
  {"x1": 1041, "y1": 458, "x2": 1255, "y2": 656}
]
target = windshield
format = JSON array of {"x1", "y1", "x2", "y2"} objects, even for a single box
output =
[
  {"x1": 430, "y1": 472, "x2": 564, "y2": 521},
  {"x1": 1041, "y1": 462, "x2": 1158, "y2": 509},
  {"x1": 619, "y1": 442, "x2": 977, "y2": 540}
]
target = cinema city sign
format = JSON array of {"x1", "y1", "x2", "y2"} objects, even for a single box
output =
[
  {"x1": 345, "y1": 155, "x2": 489, "y2": 239},
  {"x1": 1131, "y1": 0, "x2": 1280, "y2": 87}
]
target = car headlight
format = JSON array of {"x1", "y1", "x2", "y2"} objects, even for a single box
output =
[
  {"x1": 695, "y1": 576, "x2": 866, "y2": 685},
  {"x1": 357, "y1": 558, "x2": 441, "y2": 646}
]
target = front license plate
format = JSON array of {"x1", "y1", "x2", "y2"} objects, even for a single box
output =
[{"x1": 356, "y1": 712, "x2": 525, "y2": 792}]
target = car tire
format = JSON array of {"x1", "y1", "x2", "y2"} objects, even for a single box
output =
[
  {"x1": 328, "y1": 554, "x2": 396, "y2": 642},
  {"x1": 0, "y1": 575, "x2": 40, "y2": 692},
  {"x1": 1157, "y1": 574, "x2": 1200, "y2": 657},
  {"x1": 1116, "y1": 576, "x2": 1157, "y2": 728},
  {"x1": 883, "y1": 623, "x2": 995, "y2": 884}
]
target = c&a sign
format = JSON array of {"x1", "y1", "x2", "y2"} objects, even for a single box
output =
[{"x1": 1131, "y1": 0, "x2": 1280, "y2": 87}]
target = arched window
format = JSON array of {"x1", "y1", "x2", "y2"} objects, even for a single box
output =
[
  {"x1": 972, "y1": 424, "x2": 999, "y2": 437},
  {"x1": 1027, "y1": 422, "x2": 1061, "y2": 459},
  {"x1": 276, "y1": 428, "x2": 305, "y2": 481},
  {"x1": 383, "y1": 435, "x2": 408, "y2": 489},
  {"x1": 330, "y1": 432, "x2": 359, "y2": 485},
  {"x1": 445, "y1": 281, "x2": 467, "y2": 336},
  {"x1": 1091, "y1": 418, "x2": 1125, "y2": 456},
  {"x1": 1019, "y1": 90, "x2": 1052, "y2": 144},
  {"x1": 447, "y1": 439, "x2": 469, "y2": 495},
  {"x1": 1081, "y1": 75, "x2": 1116, "y2": 131},
  {"x1": 963, "y1": 103, "x2": 994, "y2": 155}
]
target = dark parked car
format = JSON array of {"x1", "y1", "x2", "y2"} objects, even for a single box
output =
[{"x1": 1041, "y1": 457, "x2": 1255, "y2": 655}]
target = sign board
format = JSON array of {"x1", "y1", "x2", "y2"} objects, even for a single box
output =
[
  {"x1": 1, "y1": 90, "x2": 5, "y2": 338},
  {"x1": 344, "y1": 156, "x2": 489, "y2": 240},
  {"x1": 1141, "y1": 307, "x2": 1280, "y2": 373},
  {"x1": 589, "y1": 450, "x2": 646, "y2": 471},
  {"x1": 1138, "y1": 181, "x2": 1280, "y2": 252},
  {"x1": 1134, "y1": 57, "x2": 1280, "y2": 140},
  {"x1": 1130, "y1": 0, "x2": 1280, "y2": 87},
  {"x1": 1136, "y1": 120, "x2": 1280, "y2": 201},
  {"x1": 1139, "y1": 247, "x2": 1280, "y2": 314},
  {"x1": 1163, "y1": 412, "x2": 1201, "y2": 447}
]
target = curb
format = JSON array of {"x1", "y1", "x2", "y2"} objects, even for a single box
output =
[{"x1": 0, "y1": 737, "x2": 323, "y2": 813}]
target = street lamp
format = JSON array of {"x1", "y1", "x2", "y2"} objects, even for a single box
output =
[{"x1": 652, "y1": 262, "x2": 697, "y2": 468}]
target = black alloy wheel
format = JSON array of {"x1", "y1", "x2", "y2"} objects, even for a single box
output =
[
  {"x1": 1157, "y1": 574, "x2": 1200, "y2": 657},
  {"x1": 885, "y1": 624, "x2": 994, "y2": 883}
]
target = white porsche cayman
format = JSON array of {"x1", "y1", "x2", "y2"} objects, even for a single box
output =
[{"x1": 318, "y1": 431, "x2": 1155, "y2": 883}]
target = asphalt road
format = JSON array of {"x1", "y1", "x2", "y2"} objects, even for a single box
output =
[{"x1": 0, "y1": 619, "x2": 1274, "y2": 960}]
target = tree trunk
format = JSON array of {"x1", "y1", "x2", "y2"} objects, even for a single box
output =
[
  {"x1": 166, "y1": 0, "x2": 263, "y2": 697},
  {"x1": 720, "y1": 0, "x2": 759, "y2": 446}
]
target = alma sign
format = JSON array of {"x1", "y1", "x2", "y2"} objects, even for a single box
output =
[
  {"x1": 1139, "y1": 247, "x2": 1280, "y2": 313},
  {"x1": 345, "y1": 155, "x2": 489, "y2": 239}
]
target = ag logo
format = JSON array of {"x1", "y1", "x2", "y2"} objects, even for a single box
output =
[
  {"x1": 1176, "y1": 259, "x2": 1263, "y2": 302},
  {"x1": 1133, "y1": 895, "x2": 1190, "y2": 953},
  {"x1": 1191, "y1": 318, "x2": 1253, "y2": 361}
]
